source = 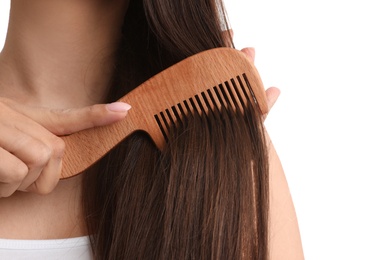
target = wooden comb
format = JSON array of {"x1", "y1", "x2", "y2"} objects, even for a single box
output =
[{"x1": 61, "y1": 48, "x2": 268, "y2": 179}]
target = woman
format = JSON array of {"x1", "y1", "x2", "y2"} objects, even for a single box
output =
[{"x1": 0, "y1": 0, "x2": 303, "y2": 259}]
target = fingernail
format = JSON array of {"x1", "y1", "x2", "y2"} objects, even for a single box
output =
[{"x1": 106, "y1": 102, "x2": 131, "y2": 112}]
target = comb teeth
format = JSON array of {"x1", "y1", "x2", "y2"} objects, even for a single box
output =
[
  {"x1": 154, "y1": 73, "x2": 256, "y2": 142},
  {"x1": 60, "y1": 48, "x2": 268, "y2": 179}
]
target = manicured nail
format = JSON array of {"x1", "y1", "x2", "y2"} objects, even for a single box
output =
[{"x1": 106, "y1": 102, "x2": 132, "y2": 112}]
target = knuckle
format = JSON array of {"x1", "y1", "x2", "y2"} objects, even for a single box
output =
[
  {"x1": 28, "y1": 144, "x2": 52, "y2": 168},
  {"x1": 48, "y1": 109, "x2": 68, "y2": 135},
  {"x1": 48, "y1": 136, "x2": 65, "y2": 159},
  {"x1": 87, "y1": 105, "x2": 97, "y2": 115},
  {"x1": 87, "y1": 105, "x2": 104, "y2": 126},
  {"x1": 85, "y1": 106, "x2": 96, "y2": 126}
]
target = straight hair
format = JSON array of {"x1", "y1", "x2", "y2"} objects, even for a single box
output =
[{"x1": 82, "y1": 0, "x2": 269, "y2": 259}]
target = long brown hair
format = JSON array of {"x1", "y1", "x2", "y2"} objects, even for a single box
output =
[{"x1": 82, "y1": 0, "x2": 269, "y2": 259}]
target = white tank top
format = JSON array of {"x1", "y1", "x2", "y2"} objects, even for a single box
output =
[{"x1": 0, "y1": 236, "x2": 92, "y2": 260}]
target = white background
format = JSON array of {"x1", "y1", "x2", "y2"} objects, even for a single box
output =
[{"x1": 1, "y1": 1, "x2": 389, "y2": 259}]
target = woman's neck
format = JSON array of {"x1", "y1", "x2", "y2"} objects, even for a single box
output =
[{"x1": 0, "y1": 0, "x2": 128, "y2": 108}]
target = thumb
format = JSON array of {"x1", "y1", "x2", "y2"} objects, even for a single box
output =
[
  {"x1": 263, "y1": 87, "x2": 281, "y2": 120},
  {"x1": 2, "y1": 99, "x2": 131, "y2": 135},
  {"x1": 265, "y1": 87, "x2": 280, "y2": 112}
]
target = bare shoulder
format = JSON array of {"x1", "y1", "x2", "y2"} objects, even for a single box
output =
[{"x1": 267, "y1": 133, "x2": 305, "y2": 259}]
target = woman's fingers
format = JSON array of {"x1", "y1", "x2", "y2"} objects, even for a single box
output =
[
  {"x1": 41, "y1": 102, "x2": 132, "y2": 135},
  {"x1": 240, "y1": 47, "x2": 281, "y2": 118},
  {"x1": 16, "y1": 136, "x2": 64, "y2": 194},
  {"x1": 241, "y1": 47, "x2": 256, "y2": 63},
  {"x1": 1, "y1": 98, "x2": 131, "y2": 135},
  {"x1": 0, "y1": 110, "x2": 62, "y2": 197},
  {"x1": 0, "y1": 98, "x2": 131, "y2": 197},
  {"x1": 261, "y1": 87, "x2": 281, "y2": 120},
  {"x1": 0, "y1": 147, "x2": 28, "y2": 197},
  {"x1": 265, "y1": 87, "x2": 281, "y2": 112},
  {"x1": 22, "y1": 152, "x2": 63, "y2": 195}
]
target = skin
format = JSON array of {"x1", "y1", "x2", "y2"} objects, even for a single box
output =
[{"x1": 0, "y1": 0, "x2": 304, "y2": 258}]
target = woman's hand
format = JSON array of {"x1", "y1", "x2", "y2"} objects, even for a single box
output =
[
  {"x1": 0, "y1": 98, "x2": 131, "y2": 198},
  {"x1": 240, "y1": 47, "x2": 281, "y2": 115},
  {"x1": 241, "y1": 47, "x2": 304, "y2": 259}
]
